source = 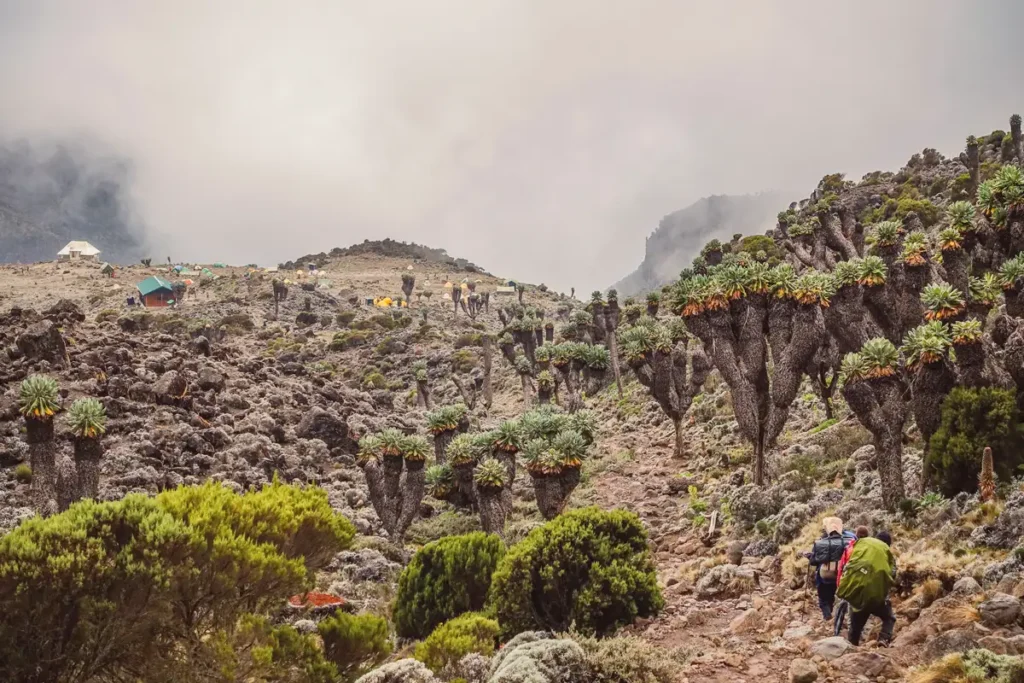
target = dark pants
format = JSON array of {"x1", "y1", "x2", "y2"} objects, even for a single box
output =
[
  {"x1": 817, "y1": 581, "x2": 837, "y2": 619},
  {"x1": 848, "y1": 600, "x2": 896, "y2": 645}
]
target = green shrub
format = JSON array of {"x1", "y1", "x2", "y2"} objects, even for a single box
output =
[
  {"x1": 929, "y1": 387, "x2": 1024, "y2": 496},
  {"x1": 406, "y1": 510, "x2": 482, "y2": 546},
  {"x1": 451, "y1": 349, "x2": 477, "y2": 374},
  {"x1": 895, "y1": 196, "x2": 940, "y2": 226},
  {"x1": 414, "y1": 612, "x2": 499, "y2": 674},
  {"x1": 454, "y1": 332, "x2": 483, "y2": 349},
  {"x1": 738, "y1": 235, "x2": 782, "y2": 264},
  {"x1": 13, "y1": 463, "x2": 32, "y2": 484},
  {"x1": 362, "y1": 371, "x2": 388, "y2": 390},
  {"x1": 95, "y1": 309, "x2": 118, "y2": 323},
  {"x1": 912, "y1": 648, "x2": 1024, "y2": 683},
  {"x1": 572, "y1": 632, "x2": 686, "y2": 683},
  {"x1": 393, "y1": 532, "x2": 505, "y2": 639},
  {"x1": 487, "y1": 507, "x2": 663, "y2": 638},
  {"x1": 318, "y1": 611, "x2": 392, "y2": 682},
  {"x1": 374, "y1": 337, "x2": 404, "y2": 356},
  {"x1": 336, "y1": 311, "x2": 357, "y2": 326},
  {"x1": 330, "y1": 330, "x2": 374, "y2": 351},
  {"x1": 0, "y1": 481, "x2": 354, "y2": 682}
]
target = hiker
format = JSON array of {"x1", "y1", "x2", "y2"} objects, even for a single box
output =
[
  {"x1": 836, "y1": 529, "x2": 897, "y2": 645},
  {"x1": 832, "y1": 525, "x2": 868, "y2": 636},
  {"x1": 806, "y1": 517, "x2": 856, "y2": 620}
]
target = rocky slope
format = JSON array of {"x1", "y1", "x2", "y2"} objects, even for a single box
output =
[{"x1": 610, "y1": 193, "x2": 784, "y2": 297}]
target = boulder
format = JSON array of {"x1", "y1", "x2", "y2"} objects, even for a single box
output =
[
  {"x1": 726, "y1": 540, "x2": 746, "y2": 565},
  {"x1": 953, "y1": 576, "x2": 982, "y2": 596},
  {"x1": 979, "y1": 592, "x2": 1021, "y2": 627},
  {"x1": 191, "y1": 335, "x2": 211, "y2": 357},
  {"x1": 695, "y1": 564, "x2": 758, "y2": 600},
  {"x1": 295, "y1": 408, "x2": 354, "y2": 452},
  {"x1": 923, "y1": 626, "x2": 983, "y2": 660},
  {"x1": 44, "y1": 299, "x2": 85, "y2": 323},
  {"x1": 152, "y1": 371, "x2": 187, "y2": 405},
  {"x1": 728, "y1": 608, "x2": 762, "y2": 635},
  {"x1": 832, "y1": 652, "x2": 902, "y2": 679},
  {"x1": 197, "y1": 366, "x2": 226, "y2": 392},
  {"x1": 788, "y1": 658, "x2": 818, "y2": 683},
  {"x1": 16, "y1": 319, "x2": 67, "y2": 364},
  {"x1": 972, "y1": 492, "x2": 1024, "y2": 549},
  {"x1": 808, "y1": 636, "x2": 852, "y2": 661}
]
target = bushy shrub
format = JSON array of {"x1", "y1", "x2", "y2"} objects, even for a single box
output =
[
  {"x1": 318, "y1": 611, "x2": 392, "y2": 681},
  {"x1": 393, "y1": 532, "x2": 505, "y2": 639},
  {"x1": 0, "y1": 481, "x2": 354, "y2": 682},
  {"x1": 454, "y1": 332, "x2": 483, "y2": 349},
  {"x1": 336, "y1": 310, "x2": 357, "y2": 326},
  {"x1": 330, "y1": 329, "x2": 375, "y2": 351},
  {"x1": 451, "y1": 349, "x2": 477, "y2": 374},
  {"x1": 414, "y1": 612, "x2": 499, "y2": 674},
  {"x1": 929, "y1": 387, "x2": 1024, "y2": 496},
  {"x1": 911, "y1": 648, "x2": 1024, "y2": 683},
  {"x1": 13, "y1": 463, "x2": 32, "y2": 484},
  {"x1": 487, "y1": 507, "x2": 663, "y2": 637},
  {"x1": 572, "y1": 632, "x2": 685, "y2": 683},
  {"x1": 738, "y1": 235, "x2": 782, "y2": 264}
]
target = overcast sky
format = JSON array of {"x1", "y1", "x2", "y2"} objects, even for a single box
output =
[{"x1": 1, "y1": 1, "x2": 1021, "y2": 292}]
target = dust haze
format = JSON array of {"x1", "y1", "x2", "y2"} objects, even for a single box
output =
[{"x1": 1, "y1": 1, "x2": 1021, "y2": 292}]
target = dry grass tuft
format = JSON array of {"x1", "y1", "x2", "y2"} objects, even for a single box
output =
[
  {"x1": 909, "y1": 653, "x2": 970, "y2": 683},
  {"x1": 918, "y1": 577, "x2": 945, "y2": 608}
]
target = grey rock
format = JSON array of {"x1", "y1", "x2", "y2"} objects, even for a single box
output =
[
  {"x1": 16, "y1": 319, "x2": 67, "y2": 364},
  {"x1": 292, "y1": 619, "x2": 317, "y2": 634},
  {"x1": 788, "y1": 658, "x2": 818, "y2": 683},
  {"x1": 924, "y1": 626, "x2": 982, "y2": 659},
  {"x1": 744, "y1": 538, "x2": 779, "y2": 557},
  {"x1": 953, "y1": 576, "x2": 982, "y2": 596},
  {"x1": 729, "y1": 484, "x2": 783, "y2": 527},
  {"x1": 695, "y1": 564, "x2": 758, "y2": 600},
  {"x1": 809, "y1": 636, "x2": 852, "y2": 661},
  {"x1": 295, "y1": 408, "x2": 354, "y2": 451},
  {"x1": 979, "y1": 592, "x2": 1021, "y2": 627},
  {"x1": 197, "y1": 366, "x2": 225, "y2": 391}
]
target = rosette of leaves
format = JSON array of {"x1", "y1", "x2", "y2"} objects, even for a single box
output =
[
  {"x1": 840, "y1": 352, "x2": 869, "y2": 385},
  {"x1": 536, "y1": 370, "x2": 555, "y2": 394},
  {"x1": 969, "y1": 273, "x2": 1003, "y2": 308},
  {"x1": 19, "y1": 375, "x2": 59, "y2": 420},
  {"x1": 67, "y1": 398, "x2": 106, "y2": 438},
  {"x1": 901, "y1": 320, "x2": 952, "y2": 369},
  {"x1": 583, "y1": 344, "x2": 610, "y2": 370},
  {"x1": 951, "y1": 318, "x2": 983, "y2": 345},
  {"x1": 473, "y1": 458, "x2": 506, "y2": 491},
  {"x1": 867, "y1": 220, "x2": 904, "y2": 249},
  {"x1": 718, "y1": 265, "x2": 749, "y2": 300},
  {"x1": 703, "y1": 277, "x2": 729, "y2": 311},
  {"x1": 787, "y1": 221, "x2": 816, "y2": 238},
  {"x1": 1000, "y1": 255, "x2": 1024, "y2": 291},
  {"x1": 857, "y1": 256, "x2": 887, "y2": 286},
  {"x1": 401, "y1": 435, "x2": 430, "y2": 462},
  {"x1": 938, "y1": 227, "x2": 963, "y2": 252},
  {"x1": 535, "y1": 344, "x2": 552, "y2": 365},
  {"x1": 567, "y1": 409, "x2": 597, "y2": 446},
  {"x1": 901, "y1": 233, "x2": 928, "y2": 266},
  {"x1": 793, "y1": 271, "x2": 834, "y2": 307},
  {"x1": 860, "y1": 338, "x2": 900, "y2": 378},
  {"x1": 493, "y1": 420, "x2": 521, "y2": 454},
  {"x1": 426, "y1": 464, "x2": 455, "y2": 499},
  {"x1": 378, "y1": 428, "x2": 406, "y2": 457},
  {"x1": 357, "y1": 435, "x2": 383, "y2": 464},
  {"x1": 946, "y1": 200, "x2": 976, "y2": 232},
  {"x1": 520, "y1": 438, "x2": 548, "y2": 476},
  {"x1": 553, "y1": 431, "x2": 586, "y2": 469},
  {"x1": 426, "y1": 405, "x2": 466, "y2": 435},
  {"x1": 978, "y1": 165, "x2": 1024, "y2": 228},
  {"x1": 413, "y1": 360, "x2": 428, "y2": 382},
  {"x1": 832, "y1": 259, "x2": 862, "y2": 289},
  {"x1": 446, "y1": 434, "x2": 478, "y2": 467},
  {"x1": 746, "y1": 262, "x2": 771, "y2": 295},
  {"x1": 769, "y1": 263, "x2": 798, "y2": 299},
  {"x1": 922, "y1": 283, "x2": 965, "y2": 321},
  {"x1": 514, "y1": 354, "x2": 533, "y2": 376}
]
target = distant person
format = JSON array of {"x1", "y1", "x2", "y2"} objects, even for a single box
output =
[
  {"x1": 127, "y1": 296, "x2": 135, "y2": 307},
  {"x1": 806, "y1": 517, "x2": 856, "y2": 620},
  {"x1": 837, "y1": 530, "x2": 897, "y2": 645}
]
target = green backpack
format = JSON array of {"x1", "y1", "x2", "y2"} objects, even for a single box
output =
[{"x1": 837, "y1": 537, "x2": 894, "y2": 609}]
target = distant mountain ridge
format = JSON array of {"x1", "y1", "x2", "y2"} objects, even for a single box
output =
[
  {"x1": 0, "y1": 139, "x2": 148, "y2": 264},
  {"x1": 611, "y1": 193, "x2": 786, "y2": 296}
]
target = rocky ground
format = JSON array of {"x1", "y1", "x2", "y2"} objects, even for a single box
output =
[{"x1": 1, "y1": 244, "x2": 1022, "y2": 682}]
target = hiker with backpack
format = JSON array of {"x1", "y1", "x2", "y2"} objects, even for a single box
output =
[
  {"x1": 832, "y1": 525, "x2": 869, "y2": 636},
  {"x1": 806, "y1": 517, "x2": 857, "y2": 620},
  {"x1": 837, "y1": 530, "x2": 897, "y2": 645}
]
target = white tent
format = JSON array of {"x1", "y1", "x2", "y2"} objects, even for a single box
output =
[{"x1": 57, "y1": 241, "x2": 101, "y2": 261}]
